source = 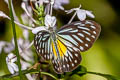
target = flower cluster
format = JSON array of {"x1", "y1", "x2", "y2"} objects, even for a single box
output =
[{"x1": 0, "y1": 0, "x2": 95, "y2": 79}]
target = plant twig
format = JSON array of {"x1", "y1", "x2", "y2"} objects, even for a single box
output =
[
  {"x1": 68, "y1": 5, "x2": 81, "y2": 24},
  {"x1": 8, "y1": 0, "x2": 22, "y2": 79}
]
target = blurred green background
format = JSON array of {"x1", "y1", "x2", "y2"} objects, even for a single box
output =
[{"x1": 0, "y1": 0, "x2": 120, "y2": 80}]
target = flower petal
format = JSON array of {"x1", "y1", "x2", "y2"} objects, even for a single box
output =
[
  {"x1": 11, "y1": 63, "x2": 19, "y2": 72},
  {"x1": 23, "y1": 30, "x2": 29, "y2": 40},
  {"x1": 7, "y1": 53, "x2": 15, "y2": 59},
  {"x1": 86, "y1": 10, "x2": 95, "y2": 18},
  {"x1": 7, "y1": 64, "x2": 15, "y2": 74},
  {"x1": 4, "y1": 43, "x2": 14, "y2": 53},
  {"x1": 53, "y1": 0, "x2": 69, "y2": 10},
  {"x1": 77, "y1": 10, "x2": 86, "y2": 21},
  {"x1": 32, "y1": 27, "x2": 47, "y2": 34},
  {"x1": 45, "y1": 15, "x2": 56, "y2": 27},
  {"x1": 0, "y1": 11, "x2": 10, "y2": 19}
]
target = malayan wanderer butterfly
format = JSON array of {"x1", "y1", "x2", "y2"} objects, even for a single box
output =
[{"x1": 34, "y1": 20, "x2": 101, "y2": 74}]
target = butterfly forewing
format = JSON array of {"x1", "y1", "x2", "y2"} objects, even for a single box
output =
[{"x1": 57, "y1": 20, "x2": 101, "y2": 52}]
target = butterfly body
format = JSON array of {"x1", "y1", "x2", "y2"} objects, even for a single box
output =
[{"x1": 34, "y1": 20, "x2": 101, "y2": 74}]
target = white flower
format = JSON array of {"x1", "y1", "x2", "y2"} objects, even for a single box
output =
[
  {"x1": 54, "y1": 0, "x2": 69, "y2": 10},
  {"x1": 32, "y1": 27, "x2": 47, "y2": 34},
  {"x1": 77, "y1": 9, "x2": 95, "y2": 21},
  {"x1": 66, "y1": 5, "x2": 95, "y2": 21},
  {"x1": 3, "y1": 42, "x2": 14, "y2": 53},
  {"x1": 6, "y1": 53, "x2": 18, "y2": 74},
  {"x1": 45, "y1": 15, "x2": 56, "y2": 27},
  {"x1": 18, "y1": 38, "x2": 34, "y2": 63},
  {"x1": 44, "y1": 0, "x2": 69, "y2": 10},
  {"x1": 32, "y1": 15, "x2": 56, "y2": 34},
  {"x1": 21, "y1": 60, "x2": 31, "y2": 70},
  {"x1": 0, "y1": 41, "x2": 14, "y2": 54},
  {"x1": 21, "y1": 2, "x2": 36, "y2": 24}
]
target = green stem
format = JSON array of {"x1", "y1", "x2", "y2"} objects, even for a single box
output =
[
  {"x1": 8, "y1": 0, "x2": 22, "y2": 79},
  {"x1": 0, "y1": 69, "x2": 58, "y2": 80},
  {"x1": 87, "y1": 71, "x2": 107, "y2": 77},
  {"x1": 41, "y1": 72, "x2": 58, "y2": 80}
]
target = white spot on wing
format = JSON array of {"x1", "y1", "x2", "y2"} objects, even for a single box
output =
[
  {"x1": 85, "y1": 44, "x2": 89, "y2": 47},
  {"x1": 67, "y1": 64, "x2": 69, "y2": 68},
  {"x1": 69, "y1": 57, "x2": 72, "y2": 62},
  {"x1": 69, "y1": 29, "x2": 78, "y2": 33},
  {"x1": 36, "y1": 41, "x2": 37, "y2": 45},
  {"x1": 64, "y1": 41, "x2": 73, "y2": 47},
  {"x1": 78, "y1": 33, "x2": 84, "y2": 37},
  {"x1": 38, "y1": 35, "x2": 41, "y2": 38},
  {"x1": 91, "y1": 25, "x2": 96, "y2": 29},
  {"x1": 80, "y1": 46, "x2": 84, "y2": 51},
  {"x1": 72, "y1": 35, "x2": 83, "y2": 43},
  {"x1": 47, "y1": 55, "x2": 49, "y2": 59},
  {"x1": 67, "y1": 47, "x2": 73, "y2": 51},
  {"x1": 37, "y1": 46, "x2": 39, "y2": 49},
  {"x1": 59, "y1": 35, "x2": 78, "y2": 46},
  {"x1": 48, "y1": 39, "x2": 50, "y2": 53},
  {"x1": 78, "y1": 26, "x2": 90, "y2": 31},
  {"x1": 74, "y1": 23, "x2": 82, "y2": 25},
  {"x1": 65, "y1": 57, "x2": 68, "y2": 62},
  {"x1": 58, "y1": 28, "x2": 73, "y2": 33},
  {"x1": 65, "y1": 52, "x2": 69, "y2": 57},
  {"x1": 42, "y1": 49, "x2": 44, "y2": 54},
  {"x1": 72, "y1": 63, "x2": 74, "y2": 67},
  {"x1": 39, "y1": 49, "x2": 40, "y2": 53},
  {"x1": 86, "y1": 37, "x2": 91, "y2": 41},
  {"x1": 43, "y1": 43, "x2": 44, "y2": 48},
  {"x1": 93, "y1": 31, "x2": 96, "y2": 34},
  {"x1": 82, "y1": 31, "x2": 91, "y2": 35},
  {"x1": 73, "y1": 47, "x2": 78, "y2": 51},
  {"x1": 63, "y1": 65, "x2": 65, "y2": 68},
  {"x1": 91, "y1": 35, "x2": 95, "y2": 38},
  {"x1": 75, "y1": 53, "x2": 78, "y2": 57},
  {"x1": 39, "y1": 33, "x2": 42, "y2": 35},
  {"x1": 44, "y1": 55, "x2": 46, "y2": 58},
  {"x1": 85, "y1": 21, "x2": 93, "y2": 25},
  {"x1": 75, "y1": 60, "x2": 77, "y2": 63},
  {"x1": 68, "y1": 51, "x2": 73, "y2": 58}
]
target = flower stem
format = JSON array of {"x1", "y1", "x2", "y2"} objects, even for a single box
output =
[
  {"x1": 68, "y1": 5, "x2": 81, "y2": 24},
  {"x1": 41, "y1": 72, "x2": 58, "y2": 80},
  {"x1": 8, "y1": 0, "x2": 22, "y2": 79}
]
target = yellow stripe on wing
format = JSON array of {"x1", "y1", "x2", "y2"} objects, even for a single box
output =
[
  {"x1": 52, "y1": 41, "x2": 58, "y2": 59},
  {"x1": 57, "y1": 39, "x2": 67, "y2": 58}
]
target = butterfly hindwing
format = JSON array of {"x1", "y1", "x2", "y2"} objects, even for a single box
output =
[
  {"x1": 51, "y1": 37, "x2": 82, "y2": 74},
  {"x1": 34, "y1": 31, "x2": 52, "y2": 60}
]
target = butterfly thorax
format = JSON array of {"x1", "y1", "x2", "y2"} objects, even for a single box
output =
[{"x1": 48, "y1": 26, "x2": 56, "y2": 33}]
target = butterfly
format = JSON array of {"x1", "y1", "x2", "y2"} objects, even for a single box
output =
[{"x1": 34, "y1": 20, "x2": 101, "y2": 74}]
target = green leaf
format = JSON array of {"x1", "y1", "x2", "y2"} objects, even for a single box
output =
[{"x1": 87, "y1": 71, "x2": 120, "y2": 80}]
